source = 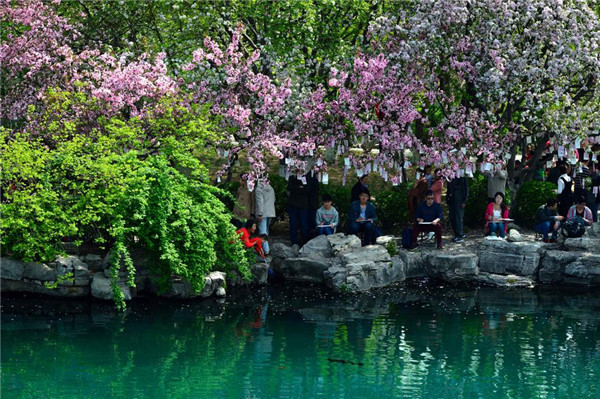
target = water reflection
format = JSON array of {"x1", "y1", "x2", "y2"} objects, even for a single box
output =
[{"x1": 2, "y1": 284, "x2": 600, "y2": 399}]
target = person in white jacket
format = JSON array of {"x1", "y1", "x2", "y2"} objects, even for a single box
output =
[{"x1": 255, "y1": 179, "x2": 276, "y2": 236}]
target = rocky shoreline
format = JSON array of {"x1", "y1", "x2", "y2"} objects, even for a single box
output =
[{"x1": 2, "y1": 223, "x2": 599, "y2": 303}]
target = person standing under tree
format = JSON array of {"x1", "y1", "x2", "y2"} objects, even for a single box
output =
[
  {"x1": 447, "y1": 174, "x2": 469, "y2": 243},
  {"x1": 255, "y1": 179, "x2": 276, "y2": 236}
]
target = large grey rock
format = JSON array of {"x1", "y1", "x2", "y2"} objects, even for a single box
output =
[
  {"x1": 324, "y1": 255, "x2": 405, "y2": 292},
  {"x1": 228, "y1": 263, "x2": 268, "y2": 286},
  {"x1": 1, "y1": 278, "x2": 89, "y2": 297},
  {"x1": 398, "y1": 251, "x2": 426, "y2": 278},
  {"x1": 563, "y1": 255, "x2": 600, "y2": 285},
  {"x1": 507, "y1": 229, "x2": 524, "y2": 242},
  {"x1": 54, "y1": 255, "x2": 90, "y2": 286},
  {"x1": 1, "y1": 258, "x2": 24, "y2": 280},
  {"x1": 539, "y1": 251, "x2": 580, "y2": 283},
  {"x1": 279, "y1": 256, "x2": 332, "y2": 283},
  {"x1": 375, "y1": 235, "x2": 395, "y2": 245},
  {"x1": 340, "y1": 245, "x2": 390, "y2": 266},
  {"x1": 83, "y1": 254, "x2": 104, "y2": 272},
  {"x1": 91, "y1": 273, "x2": 132, "y2": 301},
  {"x1": 476, "y1": 272, "x2": 535, "y2": 288},
  {"x1": 425, "y1": 253, "x2": 479, "y2": 283},
  {"x1": 270, "y1": 242, "x2": 297, "y2": 260},
  {"x1": 563, "y1": 237, "x2": 600, "y2": 252},
  {"x1": 299, "y1": 235, "x2": 333, "y2": 258},
  {"x1": 478, "y1": 240, "x2": 543, "y2": 277},
  {"x1": 588, "y1": 222, "x2": 600, "y2": 237},
  {"x1": 23, "y1": 262, "x2": 57, "y2": 281},
  {"x1": 327, "y1": 234, "x2": 362, "y2": 256}
]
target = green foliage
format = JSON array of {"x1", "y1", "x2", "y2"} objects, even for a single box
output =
[
  {"x1": 385, "y1": 241, "x2": 398, "y2": 257},
  {"x1": 372, "y1": 183, "x2": 412, "y2": 234},
  {"x1": 43, "y1": 272, "x2": 74, "y2": 290},
  {"x1": 512, "y1": 181, "x2": 558, "y2": 227},
  {"x1": 464, "y1": 174, "x2": 488, "y2": 228},
  {"x1": 1, "y1": 92, "x2": 252, "y2": 309}
]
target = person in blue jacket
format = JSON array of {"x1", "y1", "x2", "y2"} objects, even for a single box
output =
[
  {"x1": 349, "y1": 190, "x2": 377, "y2": 246},
  {"x1": 409, "y1": 190, "x2": 444, "y2": 250}
]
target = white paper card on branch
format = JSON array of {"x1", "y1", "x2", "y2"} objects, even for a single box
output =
[
  {"x1": 322, "y1": 173, "x2": 329, "y2": 185},
  {"x1": 223, "y1": 150, "x2": 230, "y2": 157},
  {"x1": 593, "y1": 154, "x2": 597, "y2": 162},
  {"x1": 583, "y1": 152, "x2": 589, "y2": 160},
  {"x1": 504, "y1": 153, "x2": 511, "y2": 160},
  {"x1": 593, "y1": 186, "x2": 598, "y2": 195},
  {"x1": 416, "y1": 172, "x2": 421, "y2": 180},
  {"x1": 546, "y1": 160, "x2": 552, "y2": 168},
  {"x1": 485, "y1": 162, "x2": 493, "y2": 171},
  {"x1": 285, "y1": 158, "x2": 290, "y2": 165},
  {"x1": 344, "y1": 158, "x2": 350, "y2": 167},
  {"x1": 526, "y1": 136, "x2": 532, "y2": 144},
  {"x1": 216, "y1": 176, "x2": 221, "y2": 183},
  {"x1": 461, "y1": 147, "x2": 467, "y2": 155},
  {"x1": 575, "y1": 138, "x2": 581, "y2": 148},
  {"x1": 404, "y1": 161, "x2": 410, "y2": 168},
  {"x1": 558, "y1": 146, "x2": 565, "y2": 158},
  {"x1": 309, "y1": 149, "x2": 314, "y2": 156},
  {"x1": 317, "y1": 158, "x2": 323, "y2": 166},
  {"x1": 357, "y1": 168, "x2": 364, "y2": 178}
]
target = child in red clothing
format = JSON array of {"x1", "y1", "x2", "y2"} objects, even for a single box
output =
[{"x1": 236, "y1": 219, "x2": 266, "y2": 258}]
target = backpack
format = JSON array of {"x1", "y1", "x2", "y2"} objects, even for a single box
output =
[
  {"x1": 561, "y1": 218, "x2": 586, "y2": 238},
  {"x1": 402, "y1": 227, "x2": 413, "y2": 249},
  {"x1": 558, "y1": 177, "x2": 573, "y2": 204}
]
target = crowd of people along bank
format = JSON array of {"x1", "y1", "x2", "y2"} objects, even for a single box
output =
[{"x1": 232, "y1": 156, "x2": 600, "y2": 259}]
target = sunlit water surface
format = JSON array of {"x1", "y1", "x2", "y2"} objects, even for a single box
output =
[{"x1": 2, "y1": 283, "x2": 600, "y2": 399}]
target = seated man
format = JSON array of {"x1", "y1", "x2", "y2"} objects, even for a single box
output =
[
  {"x1": 410, "y1": 190, "x2": 444, "y2": 250},
  {"x1": 316, "y1": 194, "x2": 339, "y2": 236},
  {"x1": 236, "y1": 219, "x2": 268, "y2": 258},
  {"x1": 566, "y1": 196, "x2": 593, "y2": 226},
  {"x1": 534, "y1": 198, "x2": 564, "y2": 243},
  {"x1": 349, "y1": 190, "x2": 377, "y2": 246}
]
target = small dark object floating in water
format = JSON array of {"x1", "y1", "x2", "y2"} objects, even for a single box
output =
[{"x1": 327, "y1": 358, "x2": 364, "y2": 366}]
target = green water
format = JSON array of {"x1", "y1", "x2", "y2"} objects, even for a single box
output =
[{"x1": 2, "y1": 284, "x2": 600, "y2": 399}]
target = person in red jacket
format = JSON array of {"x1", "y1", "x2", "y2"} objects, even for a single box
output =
[
  {"x1": 236, "y1": 219, "x2": 266, "y2": 258},
  {"x1": 485, "y1": 192, "x2": 509, "y2": 238}
]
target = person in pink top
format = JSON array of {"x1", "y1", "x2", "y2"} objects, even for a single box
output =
[
  {"x1": 430, "y1": 168, "x2": 444, "y2": 204},
  {"x1": 485, "y1": 192, "x2": 509, "y2": 238}
]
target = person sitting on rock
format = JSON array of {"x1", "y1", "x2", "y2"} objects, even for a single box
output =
[
  {"x1": 485, "y1": 192, "x2": 509, "y2": 238},
  {"x1": 566, "y1": 196, "x2": 593, "y2": 226},
  {"x1": 349, "y1": 190, "x2": 377, "y2": 246},
  {"x1": 534, "y1": 198, "x2": 564, "y2": 243},
  {"x1": 315, "y1": 194, "x2": 339, "y2": 236},
  {"x1": 409, "y1": 190, "x2": 444, "y2": 250},
  {"x1": 236, "y1": 219, "x2": 268, "y2": 258}
]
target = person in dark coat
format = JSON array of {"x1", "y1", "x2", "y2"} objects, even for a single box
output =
[
  {"x1": 287, "y1": 175, "x2": 311, "y2": 246},
  {"x1": 409, "y1": 190, "x2": 444, "y2": 250},
  {"x1": 348, "y1": 190, "x2": 377, "y2": 246},
  {"x1": 446, "y1": 175, "x2": 469, "y2": 243}
]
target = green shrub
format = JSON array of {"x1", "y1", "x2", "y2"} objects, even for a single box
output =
[
  {"x1": 1, "y1": 94, "x2": 252, "y2": 309},
  {"x1": 372, "y1": 183, "x2": 411, "y2": 234},
  {"x1": 464, "y1": 173, "x2": 488, "y2": 228},
  {"x1": 512, "y1": 181, "x2": 557, "y2": 227}
]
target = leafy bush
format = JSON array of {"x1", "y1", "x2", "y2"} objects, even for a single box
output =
[
  {"x1": 464, "y1": 173, "x2": 488, "y2": 228},
  {"x1": 512, "y1": 181, "x2": 558, "y2": 227},
  {"x1": 1, "y1": 93, "x2": 252, "y2": 309},
  {"x1": 372, "y1": 183, "x2": 411, "y2": 234}
]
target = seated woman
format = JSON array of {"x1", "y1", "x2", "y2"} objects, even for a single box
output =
[
  {"x1": 349, "y1": 190, "x2": 377, "y2": 246},
  {"x1": 409, "y1": 190, "x2": 444, "y2": 250},
  {"x1": 315, "y1": 194, "x2": 339, "y2": 236},
  {"x1": 485, "y1": 192, "x2": 509, "y2": 238},
  {"x1": 566, "y1": 196, "x2": 593, "y2": 226},
  {"x1": 236, "y1": 219, "x2": 268, "y2": 258}
]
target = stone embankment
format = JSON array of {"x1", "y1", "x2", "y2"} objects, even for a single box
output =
[
  {"x1": 270, "y1": 222, "x2": 600, "y2": 292},
  {"x1": 2, "y1": 223, "x2": 599, "y2": 302},
  {"x1": 0, "y1": 247, "x2": 269, "y2": 302}
]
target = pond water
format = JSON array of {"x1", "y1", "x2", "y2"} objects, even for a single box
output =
[{"x1": 2, "y1": 283, "x2": 600, "y2": 399}]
